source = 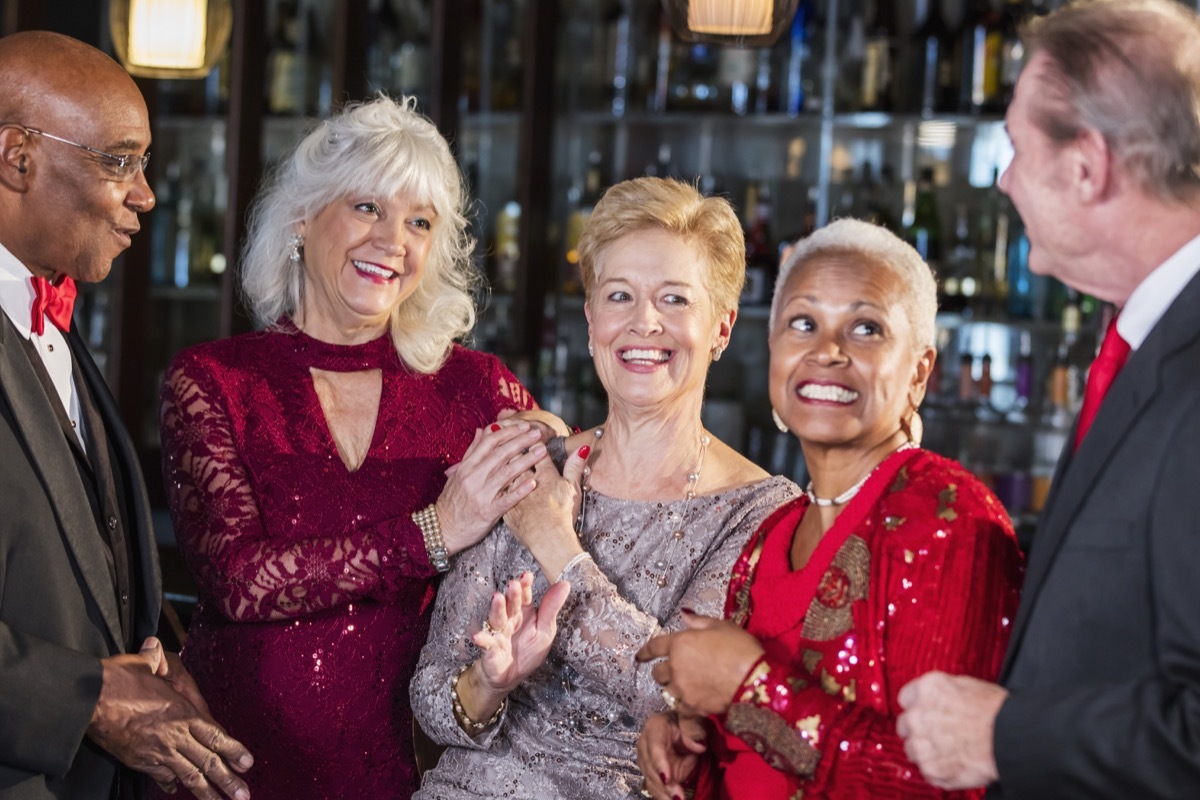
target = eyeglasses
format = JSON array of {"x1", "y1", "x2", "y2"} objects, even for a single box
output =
[{"x1": 13, "y1": 124, "x2": 150, "y2": 180}]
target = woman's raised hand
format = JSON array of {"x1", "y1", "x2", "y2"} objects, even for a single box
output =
[
  {"x1": 474, "y1": 572, "x2": 572, "y2": 694},
  {"x1": 436, "y1": 422, "x2": 549, "y2": 555},
  {"x1": 637, "y1": 712, "x2": 708, "y2": 800}
]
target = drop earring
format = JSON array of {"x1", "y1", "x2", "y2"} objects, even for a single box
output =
[
  {"x1": 288, "y1": 234, "x2": 304, "y2": 263},
  {"x1": 587, "y1": 341, "x2": 594, "y2": 357},
  {"x1": 772, "y1": 408, "x2": 789, "y2": 433},
  {"x1": 711, "y1": 345, "x2": 723, "y2": 362}
]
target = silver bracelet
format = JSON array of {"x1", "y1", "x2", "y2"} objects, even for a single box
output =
[
  {"x1": 412, "y1": 503, "x2": 450, "y2": 573},
  {"x1": 554, "y1": 551, "x2": 592, "y2": 584}
]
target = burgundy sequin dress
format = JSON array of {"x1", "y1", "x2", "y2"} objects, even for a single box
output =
[
  {"x1": 706, "y1": 447, "x2": 1024, "y2": 799},
  {"x1": 157, "y1": 321, "x2": 535, "y2": 799}
]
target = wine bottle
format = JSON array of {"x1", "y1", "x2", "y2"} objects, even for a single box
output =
[{"x1": 861, "y1": 0, "x2": 897, "y2": 112}]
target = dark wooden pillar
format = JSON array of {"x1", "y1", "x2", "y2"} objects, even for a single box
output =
[
  {"x1": 221, "y1": 0, "x2": 265, "y2": 337},
  {"x1": 514, "y1": 0, "x2": 558, "y2": 363}
]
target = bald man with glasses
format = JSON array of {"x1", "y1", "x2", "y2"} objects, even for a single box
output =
[{"x1": 0, "y1": 31, "x2": 252, "y2": 800}]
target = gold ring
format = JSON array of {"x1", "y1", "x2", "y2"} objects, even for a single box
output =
[
  {"x1": 481, "y1": 619, "x2": 495, "y2": 635},
  {"x1": 661, "y1": 688, "x2": 678, "y2": 710}
]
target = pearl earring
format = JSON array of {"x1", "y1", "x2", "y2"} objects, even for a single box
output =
[
  {"x1": 772, "y1": 408, "x2": 789, "y2": 433},
  {"x1": 711, "y1": 345, "x2": 723, "y2": 362},
  {"x1": 288, "y1": 234, "x2": 304, "y2": 263}
]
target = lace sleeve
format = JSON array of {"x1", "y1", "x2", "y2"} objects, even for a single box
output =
[
  {"x1": 410, "y1": 529, "x2": 511, "y2": 749},
  {"x1": 556, "y1": 481, "x2": 793, "y2": 724},
  {"x1": 160, "y1": 356, "x2": 436, "y2": 622}
]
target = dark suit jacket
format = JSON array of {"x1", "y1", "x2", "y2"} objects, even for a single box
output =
[
  {"x1": 0, "y1": 314, "x2": 160, "y2": 799},
  {"x1": 990, "y1": 267, "x2": 1200, "y2": 798}
]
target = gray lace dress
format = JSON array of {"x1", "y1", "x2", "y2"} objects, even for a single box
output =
[{"x1": 411, "y1": 437, "x2": 799, "y2": 799}]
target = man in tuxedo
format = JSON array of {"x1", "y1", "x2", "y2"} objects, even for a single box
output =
[
  {"x1": 0, "y1": 31, "x2": 252, "y2": 800},
  {"x1": 895, "y1": 0, "x2": 1200, "y2": 796}
]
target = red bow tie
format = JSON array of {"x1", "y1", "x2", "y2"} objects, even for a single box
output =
[{"x1": 30, "y1": 275, "x2": 77, "y2": 336}]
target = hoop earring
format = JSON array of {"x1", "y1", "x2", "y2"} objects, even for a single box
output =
[
  {"x1": 901, "y1": 409, "x2": 923, "y2": 445},
  {"x1": 288, "y1": 234, "x2": 305, "y2": 263},
  {"x1": 772, "y1": 408, "x2": 789, "y2": 433}
]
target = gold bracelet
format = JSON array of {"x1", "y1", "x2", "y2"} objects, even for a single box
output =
[
  {"x1": 412, "y1": 503, "x2": 450, "y2": 573},
  {"x1": 450, "y1": 663, "x2": 505, "y2": 734}
]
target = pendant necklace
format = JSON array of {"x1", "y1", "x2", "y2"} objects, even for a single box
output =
[{"x1": 576, "y1": 425, "x2": 710, "y2": 588}]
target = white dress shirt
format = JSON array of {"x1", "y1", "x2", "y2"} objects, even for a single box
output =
[
  {"x1": 1118, "y1": 232, "x2": 1200, "y2": 351},
  {"x1": 0, "y1": 241, "x2": 86, "y2": 453}
]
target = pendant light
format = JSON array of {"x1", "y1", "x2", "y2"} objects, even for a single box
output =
[
  {"x1": 110, "y1": 0, "x2": 233, "y2": 79},
  {"x1": 662, "y1": 0, "x2": 800, "y2": 46}
]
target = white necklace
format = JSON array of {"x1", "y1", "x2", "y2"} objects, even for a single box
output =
[
  {"x1": 805, "y1": 441, "x2": 917, "y2": 507},
  {"x1": 576, "y1": 426, "x2": 710, "y2": 588}
]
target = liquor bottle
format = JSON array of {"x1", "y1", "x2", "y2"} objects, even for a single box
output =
[
  {"x1": 394, "y1": 0, "x2": 432, "y2": 107},
  {"x1": 998, "y1": 0, "x2": 1027, "y2": 107},
  {"x1": 492, "y1": 200, "x2": 520, "y2": 293},
  {"x1": 562, "y1": 151, "x2": 605, "y2": 295},
  {"x1": 299, "y1": 0, "x2": 332, "y2": 117},
  {"x1": 941, "y1": 202, "x2": 976, "y2": 313},
  {"x1": 911, "y1": 0, "x2": 957, "y2": 115},
  {"x1": 668, "y1": 41, "x2": 720, "y2": 111},
  {"x1": 718, "y1": 47, "x2": 759, "y2": 116},
  {"x1": 489, "y1": 0, "x2": 523, "y2": 111},
  {"x1": 905, "y1": 167, "x2": 942, "y2": 270},
  {"x1": 1008, "y1": 330, "x2": 1035, "y2": 421},
  {"x1": 367, "y1": 0, "x2": 400, "y2": 94},
  {"x1": 835, "y1": 0, "x2": 867, "y2": 112},
  {"x1": 861, "y1": 0, "x2": 897, "y2": 111},
  {"x1": 1030, "y1": 333, "x2": 1073, "y2": 511},
  {"x1": 742, "y1": 182, "x2": 775, "y2": 306},
  {"x1": 958, "y1": 0, "x2": 1003, "y2": 113},
  {"x1": 1005, "y1": 209, "x2": 1033, "y2": 318},
  {"x1": 782, "y1": 0, "x2": 815, "y2": 115},
  {"x1": 266, "y1": 0, "x2": 304, "y2": 115}
]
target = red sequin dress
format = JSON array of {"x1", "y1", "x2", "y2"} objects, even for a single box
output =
[
  {"x1": 708, "y1": 447, "x2": 1024, "y2": 799},
  {"x1": 157, "y1": 321, "x2": 535, "y2": 799}
]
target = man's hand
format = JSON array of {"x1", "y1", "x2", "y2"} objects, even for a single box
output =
[
  {"x1": 896, "y1": 671, "x2": 1006, "y2": 790},
  {"x1": 87, "y1": 639, "x2": 254, "y2": 800},
  {"x1": 636, "y1": 612, "x2": 765, "y2": 717}
]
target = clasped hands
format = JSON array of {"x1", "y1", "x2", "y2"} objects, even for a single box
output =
[
  {"x1": 634, "y1": 611, "x2": 765, "y2": 800},
  {"x1": 87, "y1": 636, "x2": 253, "y2": 799}
]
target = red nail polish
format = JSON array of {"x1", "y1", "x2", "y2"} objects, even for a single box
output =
[
  {"x1": 660, "y1": 773, "x2": 667, "y2": 784},
  {"x1": 680, "y1": 607, "x2": 696, "y2": 616},
  {"x1": 490, "y1": 423, "x2": 501, "y2": 432},
  {"x1": 578, "y1": 445, "x2": 591, "y2": 460}
]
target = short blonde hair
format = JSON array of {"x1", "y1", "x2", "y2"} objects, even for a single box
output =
[
  {"x1": 771, "y1": 218, "x2": 938, "y2": 351},
  {"x1": 577, "y1": 177, "x2": 745, "y2": 317},
  {"x1": 240, "y1": 94, "x2": 477, "y2": 373}
]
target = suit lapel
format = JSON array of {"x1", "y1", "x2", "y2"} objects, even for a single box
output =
[
  {"x1": 0, "y1": 316, "x2": 125, "y2": 647},
  {"x1": 1003, "y1": 270, "x2": 1200, "y2": 677},
  {"x1": 68, "y1": 330, "x2": 161, "y2": 641}
]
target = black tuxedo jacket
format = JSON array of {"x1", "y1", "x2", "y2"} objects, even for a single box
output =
[
  {"x1": 0, "y1": 314, "x2": 160, "y2": 799},
  {"x1": 990, "y1": 268, "x2": 1200, "y2": 798}
]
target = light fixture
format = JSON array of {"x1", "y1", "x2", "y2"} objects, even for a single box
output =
[
  {"x1": 662, "y1": 0, "x2": 800, "y2": 47},
  {"x1": 110, "y1": 0, "x2": 233, "y2": 79}
]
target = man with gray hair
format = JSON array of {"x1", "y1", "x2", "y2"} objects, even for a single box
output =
[{"x1": 896, "y1": 1, "x2": 1200, "y2": 796}]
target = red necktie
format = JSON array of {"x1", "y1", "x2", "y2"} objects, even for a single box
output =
[
  {"x1": 29, "y1": 275, "x2": 77, "y2": 336},
  {"x1": 1073, "y1": 313, "x2": 1131, "y2": 451}
]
